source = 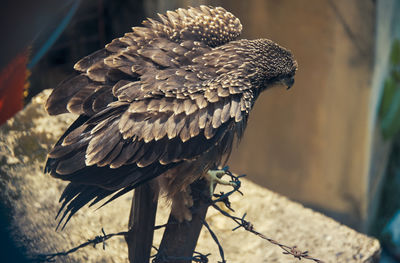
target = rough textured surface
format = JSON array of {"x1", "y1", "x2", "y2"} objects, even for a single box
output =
[{"x1": 0, "y1": 90, "x2": 380, "y2": 262}]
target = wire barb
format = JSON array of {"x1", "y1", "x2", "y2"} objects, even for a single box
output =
[{"x1": 151, "y1": 247, "x2": 211, "y2": 263}]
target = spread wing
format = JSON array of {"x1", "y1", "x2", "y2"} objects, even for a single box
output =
[{"x1": 44, "y1": 6, "x2": 250, "y2": 227}]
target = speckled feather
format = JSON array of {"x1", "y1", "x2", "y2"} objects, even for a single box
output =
[{"x1": 44, "y1": 5, "x2": 297, "y2": 227}]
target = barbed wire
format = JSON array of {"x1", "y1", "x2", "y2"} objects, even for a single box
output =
[
  {"x1": 151, "y1": 246, "x2": 211, "y2": 263},
  {"x1": 208, "y1": 168, "x2": 325, "y2": 263},
  {"x1": 31, "y1": 228, "x2": 128, "y2": 262},
  {"x1": 33, "y1": 167, "x2": 325, "y2": 263},
  {"x1": 201, "y1": 219, "x2": 226, "y2": 262}
]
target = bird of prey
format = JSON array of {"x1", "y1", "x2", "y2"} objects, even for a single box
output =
[{"x1": 45, "y1": 5, "x2": 297, "y2": 228}]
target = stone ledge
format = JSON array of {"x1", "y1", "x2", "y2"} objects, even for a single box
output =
[{"x1": 0, "y1": 90, "x2": 380, "y2": 262}]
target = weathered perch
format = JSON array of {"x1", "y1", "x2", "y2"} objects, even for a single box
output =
[
  {"x1": 156, "y1": 178, "x2": 211, "y2": 263},
  {"x1": 126, "y1": 183, "x2": 158, "y2": 263},
  {"x1": 0, "y1": 90, "x2": 381, "y2": 262}
]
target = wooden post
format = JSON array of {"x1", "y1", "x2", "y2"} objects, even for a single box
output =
[
  {"x1": 125, "y1": 183, "x2": 158, "y2": 263},
  {"x1": 156, "y1": 179, "x2": 210, "y2": 263}
]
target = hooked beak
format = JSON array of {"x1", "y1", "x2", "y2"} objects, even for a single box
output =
[{"x1": 284, "y1": 76, "x2": 295, "y2": 90}]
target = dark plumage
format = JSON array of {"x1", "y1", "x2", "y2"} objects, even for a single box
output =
[{"x1": 45, "y1": 6, "x2": 297, "y2": 228}]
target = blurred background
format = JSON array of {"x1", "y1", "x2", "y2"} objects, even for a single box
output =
[{"x1": 1, "y1": 0, "x2": 400, "y2": 262}]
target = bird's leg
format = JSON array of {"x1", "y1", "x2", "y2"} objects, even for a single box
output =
[{"x1": 206, "y1": 166, "x2": 237, "y2": 196}]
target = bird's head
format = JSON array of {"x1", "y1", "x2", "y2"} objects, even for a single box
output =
[{"x1": 239, "y1": 39, "x2": 298, "y2": 91}]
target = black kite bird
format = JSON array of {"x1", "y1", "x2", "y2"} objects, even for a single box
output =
[{"x1": 45, "y1": 6, "x2": 297, "y2": 228}]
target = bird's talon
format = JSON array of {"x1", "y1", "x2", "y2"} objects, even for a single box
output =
[{"x1": 207, "y1": 169, "x2": 237, "y2": 196}]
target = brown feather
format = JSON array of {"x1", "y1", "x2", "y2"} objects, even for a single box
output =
[
  {"x1": 116, "y1": 82, "x2": 143, "y2": 102},
  {"x1": 62, "y1": 125, "x2": 89, "y2": 146},
  {"x1": 106, "y1": 68, "x2": 135, "y2": 82},
  {"x1": 179, "y1": 117, "x2": 191, "y2": 142},
  {"x1": 159, "y1": 139, "x2": 182, "y2": 164},
  {"x1": 137, "y1": 141, "x2": 163, "y2": 167},
  {"x1": 67, "y1": 85, "x2": 97, "y2": 114},
  {"x1": 235, "y1": 106, "x2": 243, "y2": 122},
  {"x1": 92, "y1": 88, "x2": 114, "y2": 112},
  {"x1": 183, "y1": 99, "x2": 198, "y2": 115},
  {"x1": 166, "y1": 114, "x2": 185, "y2": 139},
  {"x1": 97, "y1": 141, "x2": 124, "y2": 167},
  {"x1": 204, "y1": 89, "x2": 219, "y2": 103},
  {"x1": 212, "y1": 102, "x2": 222, "y2": 128},
  {"x1": 147, "y1": 99, "x2": 160, "y2": 112},
  {"x1": 46, "y1": 75, "x2": 90, "y2": 115},
  {"x1": 122, "y1": 114, "x2": 147, "y2": 140},
  {"x1": 56, "y1": 151, "x2": 86, "y2": 175},
  {"x1": 188, "y1": 113, "x2": 200, "y2": 137},
  {"x1": 119, "y1": 111, "x2": 134, "y2": 137},
  {"x1": 48, "y1": 143, "x2": 77, "y2": 159},
  {"x1": 230, "y1": 96, "x2": 240, "y2": 119},
  {"x1": 139, "y1": 119, "x2": 155, "y2": 143},
  {"x1": 194, "y1": 95, "x2": 208, "y2": 109},
  {"x1": 105, "y1": 38, "x2": 129, "y2": 52},
  {"x1": 217, "y1": 86, "x2": 230, "y2": 97},
  {"x1": 86, "y1": 120, "x2": 120, "y2": 166},
  {"x1": 173, "y1": 100, "x2": 185, "y2": 115},
  {"x1": 112, "y1": 80, "x2": 133, "y2": 97},
  {"x1": 87, "y1": 61, "x2": 108, "y2": 82},
  {"x1": 82, "y1": 86, "x2": 110, "y2": 115},
  {"x1": 159, "y1": 98, "x2": 174, "y2": 112},
  {"x1": 110, "y1": 140, "x2": 141, "y2": 168},
  {"x1": 221, "y1": 99, "x2": 231, "y2": 123},
  {"x1": 198, "y1": 107, "x2": 208, "y2": 129},
  {"x1": 74, "y1": 49, "x2": 110, "y2": 72},
  {"x1": 138, "y1": 48, "x2": 173, "y2": 67},
  {"x1": 91, "y1": 117, "x2": 113, "y2": 135},
  {"x1": 153, "y1": 113, "x2": 169, "y2": 140},
  {"x1": 104, "y1": 54, "x2": 134, "y2": 76},
  {"x1": 128, "y1": 100, "x2": 148, "y2": 113},
  {"x1": 125, "y1": 140, "x2": 147, "y2": 165},
  {"x1": 204, "y1": 106, "x2": 215, "y2": 139}
]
